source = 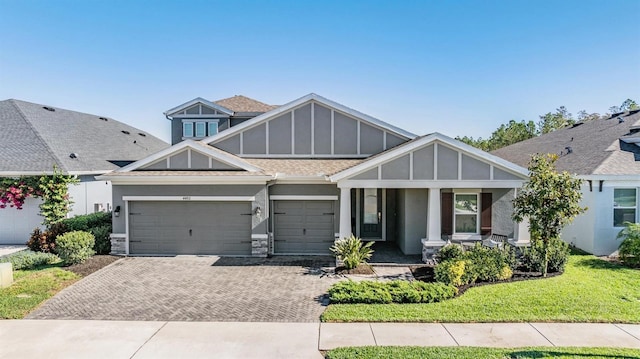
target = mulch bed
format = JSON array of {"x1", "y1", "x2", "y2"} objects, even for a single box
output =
[
  {"x1": 64, "y1": 255, "x2": 122, "y2": 277},
  {"x1": 335, "y1": 263, "x2": 376, "y2": 275},
  {"x1": 409, "y1": 264, "x2": 562, "y2": 296}
]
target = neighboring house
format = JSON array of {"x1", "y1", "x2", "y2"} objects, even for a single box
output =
[
  {"x1": 101, "y1": 93, "x2": 530, "y2": 257},
  {"x1": 164, "y1": 95, "x2": 278, "y2": 145},
  {"x1": 0, "y1": 99, "x2": 169, "y2": 244},
  {"x1": 492, "y1": 110, "x2": 640, "y2": 256}
]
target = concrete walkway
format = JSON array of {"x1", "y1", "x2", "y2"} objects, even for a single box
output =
[
  {"x1": 0, "y1": 321, "x2": 638, "y2": 359},
  {"x1": 0, "y1": 245, "x2": 26, "y2": 257}
]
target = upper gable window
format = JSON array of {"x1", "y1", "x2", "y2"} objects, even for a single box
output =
[
  {"x1": 614, "y1": 188, "x2": 637, "y2": 227},
  {"x1": 183, "y1": 119, "x2": 219, "y2": 139}
]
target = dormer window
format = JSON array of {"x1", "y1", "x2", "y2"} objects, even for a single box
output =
[{"x1": 182, "y1": 119, "x2": 219, "y2": 139}]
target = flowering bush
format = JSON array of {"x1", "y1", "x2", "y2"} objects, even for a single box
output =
[{"x1": 0, "y1": 178, "x2": 41, "y2": 209}]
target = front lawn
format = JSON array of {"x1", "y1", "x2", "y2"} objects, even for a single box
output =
[
  {"x1": 325, "y1": 346, "x2": 640, "y2": 359},
  {"x1": 321, "y1": 255, "x2": 640, "y2": 323},
  {"x1": 0, "y1": 266, "x2": 79, "y2": 319}
]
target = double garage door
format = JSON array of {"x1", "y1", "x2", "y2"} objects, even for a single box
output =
[
  {"x1": 273, "y1": 200, "x2": 335, "y2": 255},
  {"x1": 129, "y1": 201, "x2": 252, "y2": 255}
]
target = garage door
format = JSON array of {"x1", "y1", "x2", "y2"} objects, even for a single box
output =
[
  {"x1": 273, "y1": 201, "x2": 335, "y2": 254},
  {"x1": 129, "y1": 201, "x2": 252, "y2": 255}
]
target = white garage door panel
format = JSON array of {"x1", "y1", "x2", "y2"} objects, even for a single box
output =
[
  {"x1": 129, "y1": 201, "x2": 251, "y2": 255},
  {"x1": 0, "y1": 198, "x2": 44, "y2": 245}
]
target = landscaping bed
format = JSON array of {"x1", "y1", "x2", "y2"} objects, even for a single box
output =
[
  {"x1": 321, "y1": 255, "x2": 640, "y2": 323},
  {"x1": 65, "y1": 255, "x2": 121, "y2": 277},
  {"x1": 335, "y1": 263, "x2": 375, "y2": 275},
  {"x1": 325, "y1": 346, "x2": 640, "y2": 359}
]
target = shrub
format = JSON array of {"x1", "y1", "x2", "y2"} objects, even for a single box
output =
[
  {"x1": 0, "y1": 250, "x2": 60, "y2": 270},
  {"x1": 522, "y1": 237, "x2": 570, "y2": 273},
  {"x1": 436, "y1": 244, "x2": 464, "y2": 263},
  {"x1": 90, "y1": 225, "x2": 111, "y2": 255},
  {"x1": 330, "y1": 235, "x2": 374, "y2": 270},
  {"x1": 26, "y1": 223, "x2": 67, "y2": 253},
  {"x1": 434, "y1": 259, "x2": 468, "y2": 286},
  {"x1": 618, "y1": 222, "x2": 640, "y2": 268},
  {"x1": 328, "y1": 280, "x2": 456, "y2": 304},
  {"x1": 55, "y1": 231, "x2": 95, "y2": 264},
  {"x1": 464, "y1": 244, "x2": 515, "y2": 282},
  {"x1": 61, "y1": 212, "x2": 111, "y2": 232}
]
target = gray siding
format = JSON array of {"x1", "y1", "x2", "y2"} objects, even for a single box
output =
[
  {"x1": 437, "y1": 145, "x2": 458, "y2": 180},
  {"x1": 360, "y1": 123, "x2": 383, "y2": 154},
  {"x1": 381, "y1": 154, "x2": 410, "y2": 180},
  {"x1": 386, "y1": 133, "x2": 405, "y2": 148},
  {"x1": 333, "y1": 112, "x2": 357, "y2": 154},
  {"x1": 294, "y1": 104, "x2": 312, "y2": 154},
  {"x1": 352, "y1": 168, "x2": 378, "y2": 180},
  {"x1": 483, "y1": 188, "x2": 515, "y2": 237},
  {"x1": 268, "y1": 113, "x2": 292, "y2": 154},
  {"x1": 314, "y1": 104, "x2": 332, "y2": 154},
  {"x1": 413, "y1": 145, "x2": 434, "y2": 180},
  {"x1": 191, "y1": 151, "x2": 209, "y2": 169},
  {"x1": 216, "y1": 134, "x2": 241, "y2": 154},
  {"x1": 169, "y1": 151, "x2": 189, "y2": 169},
  {"x1": 171, "y1": 118, "x2": 183, "y2": 145},
  {"x1": 397, "y1": 189, "x2": 427, "y2": 255},
  {"x1": 494, "y1": 168, "x2": 522, "y2": 180},
  {"x1": 461, "y1": 154, "x2": 491, "y2": 180},
  {"x1": 243, "y1": 123, "x2": 266, "y2": 154},
  {"x1": 112, "y1": 185, "x2": 267, "y2": 235},
  {"x1": 144, "y1": 160, "x2": 167, "y2": 170}
]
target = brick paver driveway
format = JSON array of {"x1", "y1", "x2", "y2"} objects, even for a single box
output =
[{"x1": 27, "y1": 256, "x2": 340, "y2": 322}]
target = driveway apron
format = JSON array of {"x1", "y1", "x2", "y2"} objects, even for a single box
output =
[{"x1": 27, "y1": 256, "x2": 339, "y2": 322}]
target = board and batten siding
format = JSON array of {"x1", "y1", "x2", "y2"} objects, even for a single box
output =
[
  {"x1": 140, "y1": 148, "x2": 239, "y2": 171},
  {"x1": 212, "y1": 102, "x2": 410, "y2": 157}
]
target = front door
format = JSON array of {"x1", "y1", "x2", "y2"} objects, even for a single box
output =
[{"x1": 360, "y1": 188, "x2": 382, "y2": 239}]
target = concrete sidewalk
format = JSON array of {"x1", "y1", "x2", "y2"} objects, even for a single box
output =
[{"x1": 0, "y1": 320, "x2": 638, "y2": 359}]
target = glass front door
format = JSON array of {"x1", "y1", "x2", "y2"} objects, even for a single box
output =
[{"x1": 360, "y1": 188, "x2": 382, "y2": 239}]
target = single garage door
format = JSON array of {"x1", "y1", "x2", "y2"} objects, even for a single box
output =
[
  {"x1": 273, "y1": 200, "x2": 335, "y2": 254},
  {"x1": 129, "y1": 201, "x2": 252, "y2": 255}
]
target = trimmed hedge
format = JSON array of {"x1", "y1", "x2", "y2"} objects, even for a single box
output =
[
  {"x1": 0, "y1": 250, "x2": 60, "y2": 270},
  {"x1": 434, "y1": 244, "x2": 515, "y2": 286},
  {"x1": 328, "y1": 280, "x2": 457, "y2": 304},
  {"x1": 56, "y1": 231, "x2": 95, "y2": 265},
  {"x1": 522, "y1": 237, "x2": 570, "y2": 273}
]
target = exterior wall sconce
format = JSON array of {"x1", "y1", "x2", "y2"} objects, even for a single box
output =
[
  {"x1": 114, "y1": 206, "x2": 121, "y2": 217},
  {"x1": 254, "y1": 206, "x2": 261, "y2": 216}
]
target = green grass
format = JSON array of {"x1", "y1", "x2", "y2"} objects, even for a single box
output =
[
  {"x1": 325, "y1": 346, "x2": 640, "y2": 359},
  {"x1": 322, "y1": 255, "x2": 640, "y2": 323},
  {"x1": 0, "y1": 266, "x2": 79, "y2": 319}
]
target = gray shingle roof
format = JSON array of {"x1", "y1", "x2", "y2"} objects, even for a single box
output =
[
  {"x1": 491, "y1": 111, "x2": 640, "y2": 175},
  {"x1": 0, "y1": 99, "x2": 169, "y2": 174}
]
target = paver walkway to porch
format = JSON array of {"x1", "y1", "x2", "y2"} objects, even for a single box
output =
[{"x1": 27, "y1": 255, "x2": 341, "y2": 322}]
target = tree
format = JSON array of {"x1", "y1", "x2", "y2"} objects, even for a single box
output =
[
  {"x1": 620, "y1": 99, "x2": 639, "y2": 111},
  {"x1": 537, "y1": 106, "x2": 575, "y2": 134},
  {"x1": 455, "y1": 135, "x2": 490, "y2": 151},
  {"x1": 512, "y1": 154, "x2": 586, "y2": 276},
  {"x1": 577, "y1": 110, "x2": 602, "y2": 122},
  {"x1": 489, "y1": 119, "x2": 538, "y2": 150}
]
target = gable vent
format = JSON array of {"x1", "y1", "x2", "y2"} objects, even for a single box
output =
[
  {"x1": 99, "y1": 117, "x2": 108, "y2": 121},
  {"x1": 121, "y1": 130, "x2": 130, "y2": 135},
  {"x1": 43, "y1": 106, "x2": 55, "y2": 112}
]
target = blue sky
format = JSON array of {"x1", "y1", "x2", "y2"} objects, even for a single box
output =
[{"x1": 1, "y1": 0, "x2": 639, "y2": 143}]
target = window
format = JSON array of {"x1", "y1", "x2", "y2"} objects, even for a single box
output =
[
  {"x1": 195, "y1": 122, "x2": 206, "y2": 137},
  {"x1": 183, "y1": 122, "x2": 194, "y2": 137},
  {"x1": 208, "y1": 122, "x2": 218, "y2": 136},
  {"x1": 454, "y1": 193, "x2": 479, "y2": 233},
  {"x1": 614, "y1": 188, "x2": 637, "y2": 227}
]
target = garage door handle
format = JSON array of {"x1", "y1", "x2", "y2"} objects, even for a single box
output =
[
  {"x1": 274, "y1": 212, "x2": 286, "y2": 215},
  {"x1": 189, "y1": 229, "x2": 192, "y2": 236},
  {"x1": 241, "y1": 213, "x2": 253, "y2": 216},
  {"x1": 303, "y1": 229, "x2": 306, "y2": 235},
  {"x1": 129, "y1": 240, "x2": 141, "y2": 243},
  {"x1": 323, "y1": 213, "x2": 334, "y2": 215}
]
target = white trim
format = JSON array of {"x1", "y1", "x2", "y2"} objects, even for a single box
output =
[
  {"x1": 187, "y1": 149, "x2": 192, "y2": 168},
  {"x1": 355, "y1": 189, "x2": 360, "y2": 237},
  {"x1": 111, "y1": 140, "x2": 262, "y2": 173},
  {"x1": 433, "y1": 143, "x2": 438, "y2": 180},
  {"x1": 457, "y1": 151, "x2": 462, "y2": 180},
  {"x1": 122, "y1": 196, "x2": 255, "y2": 202},
  {"x1": 490, "y1": 166, "x2": 494, "y2": 180},
  {"x1": 409, "y1": 152, "x2": 414, "y2": 180},
  {"x1": 124, "y1": 201, "x2": 130, "y2": 255},
  {"x1": 270, "y1": 195, "x2": 338, "y2": 201},
  {"x1": 265, "y1": 121, "x2": 270, "y2": 154},
  {"x1": 329, "y1": 133, "x2": 528, "y2": 182},
  {"x1": 383, "y1": 132, "x2": 387, "y2": 150},
  {"x1": 233, "y1": 154, "x2": 371, "y2": 159},
  {"x1": 357, "y1": 121, "x2": 361, "y2": 155},
  {"x1": 101, "y1": 175, "x2": 272, "y2": 185},
  {"x1": 201, "y1": 94, "x2": 416, "y2": 145},
  {"x1": 311, "y1": 102, "x2": 315, "y2": 155},
  {"x1": 453, "y1": 188, "x2": 482, "y2": 193},
  {"x1": 291, "y1": 109, "x2": 295, "y2": 154},
  {"x1": 377, "y1": 166, "x2": 382, "y2": 180},
  {"x1": 164, "y1": 97, "x2": 233, "y2": 117},
  {"x1": 331, "y1": 110, "x2": 335, "y2": 154},
  {"x1": 240, "y1": 132, "x2": 244, "y2": 155},
  {"x1": 337, "y1": 179, "x2": 525, "y2": 189},
  {"x1": 251, "y1": 234, "x2": 269, "y2": 240},
  {"x1": 453, "y1": 192, "x2": 480, "y2": 235}
]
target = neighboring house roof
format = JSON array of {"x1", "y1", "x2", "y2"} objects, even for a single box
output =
[
  {"x1": 164, "y1": 97, "x2": 234, "y2": 117},
  {"x1": 491, "y1": 110, "x2": 640, "y2": 176},
  {"x1": 0, "y1": 99, "x2": 169, "y2": 175},
  {"x1": 213, "y1": 95, "x2": 278, "y2": 113}
]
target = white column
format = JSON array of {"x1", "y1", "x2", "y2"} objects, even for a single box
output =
[
  {"x1": 339, "y1": 187, "x2": 352, "y2": 239},
  {"x1": 427, "y1": 187, "x2": 445, "y2": 242}
]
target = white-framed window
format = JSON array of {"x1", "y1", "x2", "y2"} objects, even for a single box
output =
[
  {"x1": 183, "y1": 122, "x2": 194, "y2": 138},
  {"x1": 195, "y1": 122, "x2": 206, "y2": 137},
  {"x1": 208, "y1": 122, "x2": 218, "y2": 136},
  {"x1": 614, "y1": 188, "x2": 637, "y2": 227},
  {"x1": 454, "y1": 193, "x2": 479, "y2": 234}
]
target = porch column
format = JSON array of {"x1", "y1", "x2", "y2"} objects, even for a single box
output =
[
  {"x1": 427, "y1": 187, "x2": 443, "y2": 242},
  {"x1": 339, "y1": 187, "x2": 352, "y2": 239}
]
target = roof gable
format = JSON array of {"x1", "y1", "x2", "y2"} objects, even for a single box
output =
[
  {"x1": 116, "y1": 140, "x2": 261, "y2": 173},
  {"x1": 330, "y1": 133, "x2": 528, "y2": 182},
  {"x1": 214, "y1": 95, "x2": 278, "y2": 113},
  {"x1": 203, "y1": 93, "x2": 417, "y2": 158},
  {"x1": 164, "y1": 97, "x2": 234, "y2": 117}
]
